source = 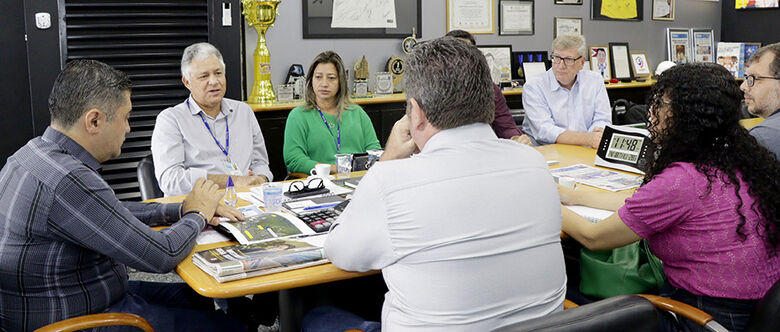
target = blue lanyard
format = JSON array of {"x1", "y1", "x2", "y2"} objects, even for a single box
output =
[
  {"x1": 189, "y1": 100, "x2": 230, "y2": 159},
  {"x1": 317, "y1": 107, "x2": 341, "y2": 153}
]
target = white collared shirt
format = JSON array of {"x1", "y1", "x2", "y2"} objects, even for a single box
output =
[
  {"x1": 522, "y1": 69, "x2": 612, "y2": 145},
  {"x1": 151, "y1": 96, "x2": 273, "y2": 196},
  {"x1": 326, "y1": 123, "x2": 566, "y2": 331}
]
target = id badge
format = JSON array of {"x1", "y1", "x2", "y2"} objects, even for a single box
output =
[{"x1": 225, "y1": 159, "x2": 242, "y2": 176}]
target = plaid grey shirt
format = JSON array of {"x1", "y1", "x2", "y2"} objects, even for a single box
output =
[{"x1": 0, "y1": 127, "x2": 204, "y2": 331}]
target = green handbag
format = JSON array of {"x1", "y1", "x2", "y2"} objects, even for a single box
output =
[{"x1": 579, "y1": 240, "x2": 665, "y2": 298}]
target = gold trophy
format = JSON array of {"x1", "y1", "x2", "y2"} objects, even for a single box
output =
[{"x1": 242, "y1": 0, "x2": 281, "y2": 104}]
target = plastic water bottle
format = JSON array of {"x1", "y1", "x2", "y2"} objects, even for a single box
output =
[{"x1": 224, "y1": 176, "x2": 237, "y2": 207}]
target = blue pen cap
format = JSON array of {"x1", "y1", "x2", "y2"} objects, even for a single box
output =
[{"x1": 227, "y1": 176, "x2": 234, "y2": 187}]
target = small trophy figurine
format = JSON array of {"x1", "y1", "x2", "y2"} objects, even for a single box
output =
[
  {"x1": 353, "y1": 56, "x2": 370, "y2": 97},
  {"x1": 386, "y1": 56, "x2": 405, "y2": 93},
  {"x1": 402, "y1": 27, "x2": 417, "y2": 55}
]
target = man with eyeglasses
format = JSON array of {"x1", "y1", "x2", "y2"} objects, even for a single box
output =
[
  {"x1": 521, "y1": 34, "x2": 612, "y2": 147},
  {"x1": 741, "y1": 42, "x2": 780, "y2": 159}
]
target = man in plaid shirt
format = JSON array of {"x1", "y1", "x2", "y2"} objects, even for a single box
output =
[{"x1": 0, "y1": 59, "x2": 249, "y2": 331}]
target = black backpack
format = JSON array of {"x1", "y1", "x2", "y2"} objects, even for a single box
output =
[{"x1": 612, "y1": 99, "x2": 649, "y2": 126}]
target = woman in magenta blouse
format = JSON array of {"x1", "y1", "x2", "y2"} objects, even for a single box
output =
[{"x1": 560, "y1": 62, "x2": 780, "y2": 332}]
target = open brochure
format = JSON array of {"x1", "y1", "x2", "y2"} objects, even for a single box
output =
[
  {"x1": 216, "y1": 205, "x2": 315, "y2": 244},
  {"x1": 550, "y1": 164, "x2": 643, "y2": 192},
  {"x1": 192, "y1": 236, "x2": 329, "y2": 282}
]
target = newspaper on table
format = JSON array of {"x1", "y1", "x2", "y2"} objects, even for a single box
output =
[
  {"x1": 550, "y1": 164, "x2": 643, "y2": 192},
  {"x1": 192, "y1": 235, "x2": 329, "y2": 282}
]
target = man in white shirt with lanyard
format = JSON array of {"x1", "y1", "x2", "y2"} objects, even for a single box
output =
[{"x1": 152, "y1": 42, "x2": 273, "y2": 196}]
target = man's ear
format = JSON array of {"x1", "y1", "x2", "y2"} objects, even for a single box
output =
[
  {"x1": 182, "y1": 76, "x2": 191, "y2": 90},
  {"x1": 407, "y1": 98, "x2": 428, "y2": 132},
  {"x1": 83, "y1": 108, "x2": 103, "y2": 135}
]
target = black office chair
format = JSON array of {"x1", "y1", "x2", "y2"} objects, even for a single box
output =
[
  {"x1": 636, "y1": 278, "x2": 780, "y2": 332},
  {"x1": 493, "y1": 295, "x2": 658, "y2": 332},
  {"x1": 137, "y1": 154, "x2": 163, "y2": 201}
]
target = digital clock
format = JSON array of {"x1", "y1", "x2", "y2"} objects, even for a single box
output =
[{"x1": 594, "y1": 125, "x2": 655, "y2": 174}]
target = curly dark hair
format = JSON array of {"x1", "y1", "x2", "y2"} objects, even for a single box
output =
[{"x1": 646, "y1": 62, "x2": 780, "y2": 252}]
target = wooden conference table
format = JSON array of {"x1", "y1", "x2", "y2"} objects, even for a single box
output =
[
  {"x1": 151, "y1": 120, "x2": 763, "y2": 330},
  {"x1": 156, "y1": 144, "x2": 610, "y2": 300},
  {"x1": 150, "y1": 172, "x2": 377, "y2": 299}
]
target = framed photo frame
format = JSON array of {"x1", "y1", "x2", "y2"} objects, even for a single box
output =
[
  {"x1": 736, "y1": 0, "x2": 779, "y2": 9},
  {"x1": 666, "y1": 27, "x2": 691, "y2": 64},
  {"x1": 553, "y1": 17, "x2": 583, "y2": 38},
  {"x1": 609, "y1": 42, "x2": 635, "y2": 82},
  {"x1": 690, "y1": 28, "x2": 714, "y2": 62},
  {"x1": 499, "y1": 0, "x2": 534, "y2": 35},
  {"x1": 447, "y1": 0, "x2": 496, "y2": 34},
  {"x1": 652, "y1": 0, "x2": 675, "y2": 21},
  {"x1": 592, "y1": 0, "x2": 643, "y2": 21},
  {"x1": 303, "y1": 0, "x2": 422, "y2": 39},
  {"x1": 477, "y1": 45, "x2": 513, "y2": 84},
  {"x1": 716, "y1": 42, "x2": 744, "y2": 78},
  {"x1": 589, "y1": 45, "x2": 611, "y2": 81},
  {"x1": 555, "y1": 0, "x2": 583, "y2": 5},
  {"x1": 743, "y1": 42, "x2": 763, "y2": 63},
  {"x1": 630, "y1": 51, "x2": 652, "y2": 78}
]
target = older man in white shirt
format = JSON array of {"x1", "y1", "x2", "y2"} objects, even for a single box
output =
[
  {"x1": 522, "y1": 34, "x2": 612, "y2": 147},
  {"x1": 152, "y1": 42, "x2": 272, "y2": 196},
  {"x1": 303, "y1": 37, "x2": 566, "y2": 332}
]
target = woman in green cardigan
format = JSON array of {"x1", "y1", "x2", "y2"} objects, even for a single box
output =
[{"x1": 283, "y1": 51, "x2": 381, "y2": 174}]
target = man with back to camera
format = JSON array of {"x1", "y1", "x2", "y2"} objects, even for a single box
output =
[
  {"x1": 152, "y1": 42, "x2": 273, "y2": 197},
  {"x1": 303, "y1": 37, "x2": 566, "y2": 331},
  {"x1": 444, "y1": 29, "x2": 532, "y2": 145},
  {"x1": 0, "y1": 59, "x2": 252, "y2": 331},
  {"x1": 521, "y1": 34, "x2": 612, "y2": 147},
  {"x1": 742, "y1": 42, "x2": 780, "y2": 159}
]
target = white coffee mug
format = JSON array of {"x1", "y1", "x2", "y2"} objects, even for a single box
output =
[{"x1": 310, "y1": 163, "x2": 331, "y2": 177}]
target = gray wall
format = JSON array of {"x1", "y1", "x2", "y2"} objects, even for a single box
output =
[{"x1": 245, "y1": 0, "x2": 721, "y2": 92}]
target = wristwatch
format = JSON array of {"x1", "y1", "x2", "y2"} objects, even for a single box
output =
[{"x1": 183, "y1": 210, "x2": 209, "y2": 228}]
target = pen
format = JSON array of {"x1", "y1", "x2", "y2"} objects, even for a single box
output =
[
  {"x1": 250, "y1": 193, "x2": 264, "y2": 202},
  {"x1": 302, "y1": 202, "x2": 341, "y2": 211}
]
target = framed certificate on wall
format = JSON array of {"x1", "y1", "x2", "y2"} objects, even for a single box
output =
[
  {"x1": 609, "y1": 42, "x2": 635, "y2": 82},
  {"x1": 553, "y1": 17, "x2": 582, "y2": 38},
  {"x1": 447, "y1": 0, "x2": 495, "y2": 34},
  {"x1": 499, "y1": 0, "x2": 534, "y2": 35}
]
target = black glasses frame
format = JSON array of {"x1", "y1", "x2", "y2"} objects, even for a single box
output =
[
  {"x1": 745, "y1": 74, "x2": 780, "y2": 87},
  {"x1": 288, "y1": 178, "x2": 325, "y2": 194},
  {"x1": 550, "y1": 54, "x2": 583, "y2": 66}
]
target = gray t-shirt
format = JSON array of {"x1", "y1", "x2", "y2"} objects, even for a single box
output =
[{"x1": 749, "y1": 110, "x2": 780, "y2": 160}]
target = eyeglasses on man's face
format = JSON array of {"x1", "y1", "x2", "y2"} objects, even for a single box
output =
[
  {"x1": 550, "y1": 54, "x2": 583, "y2": 66},
  {"x1": 744, "y1": 74, "x2": 780, "y2": 87}
]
